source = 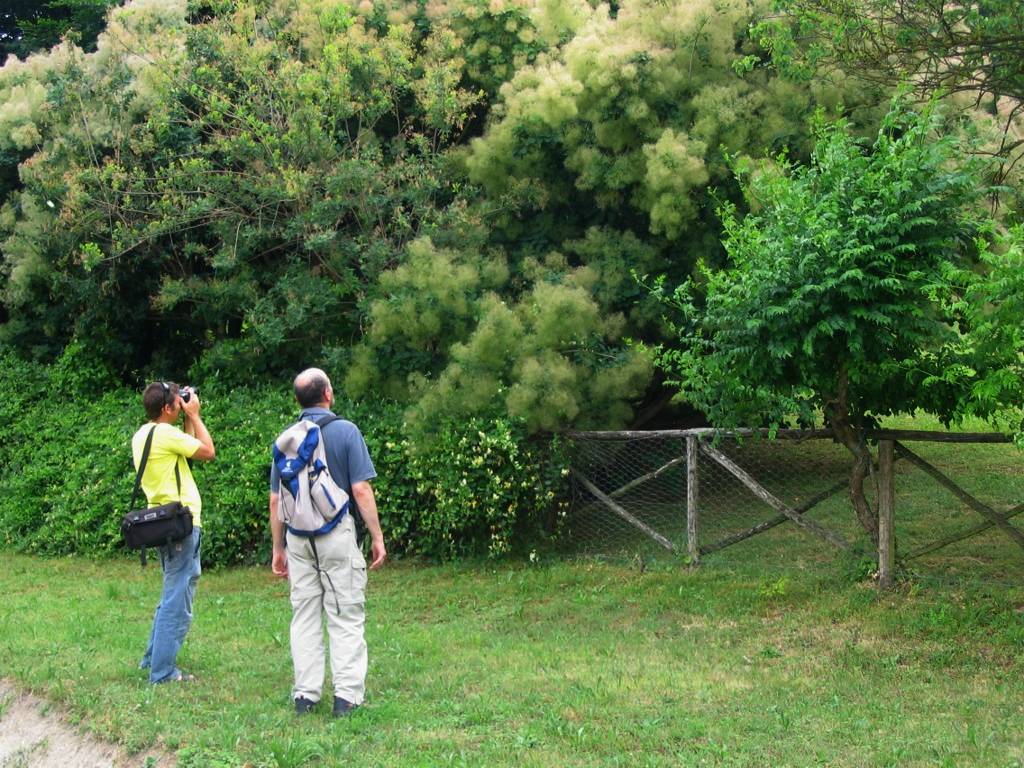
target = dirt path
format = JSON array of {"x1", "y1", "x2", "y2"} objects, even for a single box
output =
[{"x1": 0, "y1": 680, "x2": 171, "y2": 768}]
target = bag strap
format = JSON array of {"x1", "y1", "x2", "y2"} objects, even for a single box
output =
[
  {"x1": 174, "y1": 456, "x2": 183, "y2": 500},
  {"x1": 129, "y1": 425, "x2": 183, "y2": 510},
  {"x1": 129, "y1": 425, "x2": 158, "y2": 510}
]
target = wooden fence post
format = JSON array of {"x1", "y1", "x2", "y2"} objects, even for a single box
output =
[
  {"x1": 877, "y1": 439, "x2": 895, "y2": 590},
  {"x1": 686, "y1": 436, "x2": 699, "y2": 566}
]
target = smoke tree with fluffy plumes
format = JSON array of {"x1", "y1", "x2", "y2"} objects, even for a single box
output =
[
  {"x1": 347, "y1": 0, "x2": 887, "y2": 433},
  {"x1": 2, "y1": 0, "x2": 887, "y2": 437}
]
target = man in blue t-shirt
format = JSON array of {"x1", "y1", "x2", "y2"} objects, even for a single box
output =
[{"x1": 269, "y1": 368, "x2": 387, "y2": 717}]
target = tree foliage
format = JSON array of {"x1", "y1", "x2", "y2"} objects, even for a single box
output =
[
  {"x1": 1, "y1": 0, "x2": 889, "y2": 437},
  {"x1": 761, "y1": 0, "x2": 1024, "y2": 105},
  {"x1": 346, "y1": 0, "x2": 888, "y2": 433},
  {"x1": 758, "y1": 0, "x2": 1024, "y2": 187},
  {"x1": 652, "y1": 99, "x2": 1016, "y2": 542},
  {"x1": 1, "y1": 0, "x2": 479, "y2": 376},
  {"x1": 1, "y1": 0, "x2": 119, "y2": 64}
]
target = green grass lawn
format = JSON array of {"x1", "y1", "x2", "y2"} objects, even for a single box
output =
[
  {"x1": 3, "y1": 415, "x2": 1023, "y2": 767},
  {"x1": 1, "y1": 550, "x2": 1023, "y2": 768}
]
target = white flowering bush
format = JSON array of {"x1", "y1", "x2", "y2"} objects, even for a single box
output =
[{"x1": 381, "y1": 416, "x2": 569, "y2": 558}]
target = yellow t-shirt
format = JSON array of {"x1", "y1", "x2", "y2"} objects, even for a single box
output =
[{"x1": 132, "y1": 422, "x2": 204, "y2": 527}]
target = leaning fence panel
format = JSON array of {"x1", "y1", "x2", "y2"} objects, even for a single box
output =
[
  {"x1": 567, "y1": 435, "x2": 690, "y2": 555},
  {"x1": 888, "y1": 439, "x2": 1024, "y2": 585},
  {"x1": 695, "y1": 436, "x2": 855, "y2": 555},
  {"x1": 566, "y1": 431, "x2": 858, "y2": 559},
  {"x1": 564, "y1": 429, "x2": 1024, "y2": 585}
]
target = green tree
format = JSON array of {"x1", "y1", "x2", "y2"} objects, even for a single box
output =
[
  {"x1": 652, "y1": 99, "x2": 1011, "y2": 543},
  {"x1": 957, "y1": 225, "x2": 1024, "y2": 434},
  {"x1": 758, "y1": 0, "x2": 1024, "y2": 184},
  {"x1": 0, "y1": 0, "x2": 119, "y2": 198},
  {"x1": 761, "y1": 0, "x2": 1024, "y2": 105},
  {"x1": 347, "y1": 0, "x2": 889, "y2": 434},
  {"x1": 1, "y1": 0, "x2": 118, "y2": 63},
  {"x1": 0, "y1": 0, "x2": 480, "y2": 376},
  {"x1": 0, "y1": 0, "x2": 195, "y2": 362},
  {"x1": 1, "y1": 0, "x2": 889, "y2": 438}
]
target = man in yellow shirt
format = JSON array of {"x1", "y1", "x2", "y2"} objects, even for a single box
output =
[{"x1": 132, "y1": 381, "x2": 215, "y2": 683}]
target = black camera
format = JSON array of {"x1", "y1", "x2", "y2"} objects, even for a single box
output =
[{"x1": 180, "y1": 385, "x2": 195, "y2": 403}]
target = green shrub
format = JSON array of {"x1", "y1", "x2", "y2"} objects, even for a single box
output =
[
  {"x1": 0, "y1": 349, "x2": 569, "y2": 565},
  {"x1": 0, "y1": 385, "x2": 137, "y2": 555},
  {"x1": 402, "y1": 418, "x2": 569, "y2": 559},
  {"x1": 189, "y1": 383, "x2": 297, "y2": 567},
  {"x1": 0, "y1": 349, "x2": 49, "y2": 472},
  {"x1": 307, "y1": 399, "x2": 569, "y2": 561}
]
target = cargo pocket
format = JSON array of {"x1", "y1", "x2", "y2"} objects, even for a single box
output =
[
  {"x1": 350, "y1": 561, "x2": 367, "y2": 603},
  {"x1": 349, "y1": 527, "x2": 367, "y2": 602}
]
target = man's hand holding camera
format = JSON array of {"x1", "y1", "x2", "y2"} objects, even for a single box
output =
[
  {"x1": 180, "y1": 387, "x2": 200, "y2": 418},
  {"x1": 179, "y1": 387, "x2": 216, "y2": 462}
]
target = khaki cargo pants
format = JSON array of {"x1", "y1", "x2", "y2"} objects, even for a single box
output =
[{"x1": 286, "y1": 513, "x2": 368, "y2": 704}]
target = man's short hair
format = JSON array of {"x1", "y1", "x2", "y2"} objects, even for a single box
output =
[
  {"x1": 294, "y1": 368, "x2": 330, "y2": 409},
  {"x1": 143, "y1": 381, "x2": 179, "y2": 420}
]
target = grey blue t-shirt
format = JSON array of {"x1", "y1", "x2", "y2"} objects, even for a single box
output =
[{"x1": 269, "y1": 407, "x2": 377, "y2": 497}]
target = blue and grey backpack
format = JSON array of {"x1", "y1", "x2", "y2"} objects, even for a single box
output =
[{"x1": 272, "y1": 416, "x2": 350, "y2": 536}]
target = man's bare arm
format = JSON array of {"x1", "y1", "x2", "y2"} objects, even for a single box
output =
[
  {"x1": 270, "y1": 492, "x2": 287, "y2": 577},
  {"x1": 352, "y1": 481, "x2": 386, "y2": 569}
]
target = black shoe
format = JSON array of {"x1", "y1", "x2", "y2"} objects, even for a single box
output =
[
  {"x1": 332, "y1": 696, "x2": 358, "y2": 717},
  {"x1": 295, "y1": 696, "x2": 317, "y2": 715}
]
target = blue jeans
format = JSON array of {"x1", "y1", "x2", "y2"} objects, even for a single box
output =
[{"x1": 140, "y1": 527, "x2": 202, "y2": 683}]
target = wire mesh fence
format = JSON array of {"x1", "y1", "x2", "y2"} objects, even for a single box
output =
[
  {"x1": 563, "y1": 429, "x2": 1024, "y2": 586},
  {"x1": 890, "y1": 438, "x2": 1024, "y2": 586}
]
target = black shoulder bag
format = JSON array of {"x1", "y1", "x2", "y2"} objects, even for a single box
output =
[{"x1": 121, "y1": 425, "x2": 194, "y2": 566}]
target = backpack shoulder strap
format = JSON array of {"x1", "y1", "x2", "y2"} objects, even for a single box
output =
[
  {"x1": 313, "y1": 415, "x2": 342, "y2": 450},
  {"x1": 313, "y1": 414, "x2": 366, "y2": 543}
]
